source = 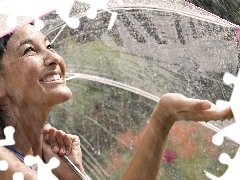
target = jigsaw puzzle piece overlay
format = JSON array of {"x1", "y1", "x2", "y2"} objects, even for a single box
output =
[
  {"x1": 0, "y1": 0, "x2": 123, "y2": 30},
  {"x1": 0, "y1": 126, "x2": 60, "y2": 180},
  {"x1": 0, "y1": 126, "x2": 15, "y2": 172},
  {"x1": 24, "y1": 155, "x2": 60, "y2": 180},
  {"x1": 205, "y1": 148, "x2": 240, "y2": 180},
  {"x1": 206, "y1": 71, "x2": 240, "y2": 179},
  {"x1": 0, "y1": 126, "x2": 24, "y2": 180}
]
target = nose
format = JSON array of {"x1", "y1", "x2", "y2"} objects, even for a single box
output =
[{"x1": 43, "y1": 51, "x2": 61, "y2": 67}]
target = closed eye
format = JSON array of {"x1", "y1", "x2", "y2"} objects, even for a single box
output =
[{"x1": 23, "y1": 46, "x2": 36, "y2": 56}]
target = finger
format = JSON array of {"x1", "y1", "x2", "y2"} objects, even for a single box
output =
[
  {"x1": 68, "y1": 134, "x2": 80, "y2": 144},
  {"x1": 164, "y1": 93, "x2": 211, "y2": 112},
  {"x1": 55, "y1": 130, "x2": 67, "y2": 155},
  {"x1": 43, "y1": 124, "x2": 52, "y2": 133},
  {"x1": 67, "y1": 134, "x2": 81, "y2": 151},
  {"x1": 62, "y1": 134, "x2": 72, "y2": 156},
  {"x1": 44, "y1": 133, "x2": 50, "y2": 143},
  {"x1": 200, "y1": 105, "x2": 233, "y2": 121},
  {"x1": 201, "y1": 102, "x2": 212, "y2": 110},
  {"x1": 176, "y1": 98, "x2": 212, "y2": 113},
  {"x1": 219, "y1": 106, "x2": 233, "y2": 120},
  {"x1": 42, "y1": 124, "x2": 53, "y2": 142},
  {"x1": 179, "y1": 105, "x2": 232, "y2": 122},
  {"x1": 186, "y1": 98, "x2": 233, "y2": 120},
  {"x1": 188, "y1": 99, "x2": 212, "y2": 112},
  {"x1": 48, "y1": 128, "x2": 59, "y2": 154}
]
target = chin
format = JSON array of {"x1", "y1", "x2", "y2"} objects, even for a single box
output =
[{"x1": 51, "y1": 86, "x2": 72, "y2": 105}]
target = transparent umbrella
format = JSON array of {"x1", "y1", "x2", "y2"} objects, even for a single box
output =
[{"x1": 0, "y1": 0, "x2": 239, "y2": 179}]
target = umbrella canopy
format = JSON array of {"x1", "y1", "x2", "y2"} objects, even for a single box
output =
[{"x1": 0, "y1": 0, "x2": 239, "y2": 179}]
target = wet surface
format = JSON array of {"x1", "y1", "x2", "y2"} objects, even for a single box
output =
[
  {"x1": 43, "y1": 8, "x2": 239, "y2": 179},
  {"x1": 0, "y1": 1, "x2": 239, "y2": 179}
]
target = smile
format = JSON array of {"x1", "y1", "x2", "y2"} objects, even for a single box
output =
[{"x1": 40, "y1": 73, "x2": 63, "y2": 83}]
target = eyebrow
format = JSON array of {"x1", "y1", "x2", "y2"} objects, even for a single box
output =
[
  {"x1": 16, "y1": 39, "x2": 33, "y2": 51},
  {"x1": 16, "y1": 38, "x2": 48, "y2": 51}
]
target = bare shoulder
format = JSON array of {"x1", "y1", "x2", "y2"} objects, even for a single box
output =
[{"x1": 0, "y1": 146, "x2": 37, "y2": 180}]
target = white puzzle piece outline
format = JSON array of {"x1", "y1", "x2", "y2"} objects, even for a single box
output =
[
  {"x1": 24, "y1": 155, "x2": 60, "y2": 180},
  {"x1": 0, "y1": 126, "x2": 15, "y2": 146},
  {"x1": 0, "y1": 0, "x2": 123, "y2": 31},
  {"x1": 205, "y1": 148, "x2": 240, "y2": 180},
  {"x1": 0, "y1": 0, "x2": 240, "y2": 179},
  {"x1": 0, "y1": 126, "x2": 25, "y2": 180},
  {"x1": 0, "y1": 126, "x2": 15, "y2": 172},
  {"x1": 205, "y1": 71, "x2": 240, "y2": 179},
  {"x1": 0, "y1": 126, "x2": 60, "y2": 180}
]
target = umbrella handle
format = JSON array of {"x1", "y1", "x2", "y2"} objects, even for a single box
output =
[{"x1": 60, "y1": 155, "x2": 88, "y2": 180}]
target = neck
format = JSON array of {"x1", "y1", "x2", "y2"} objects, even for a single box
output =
[{"x1": 3, "y1": 102, "x2": 52, "y2": 158}]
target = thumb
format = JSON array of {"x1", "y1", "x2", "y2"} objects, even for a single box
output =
[
  {"x1": 181, "y1": 98, "x2": 212, "y2": 112},
  {"x1": 201, "y1": 102, "x2": 212, "y2": 110}
]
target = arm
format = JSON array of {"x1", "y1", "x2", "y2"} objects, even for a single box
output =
[
  {"x1": 0, "y1": 146, "x2": 37, "y2": 180},
  {"x1": 121, "y1": 93, "x2": 233, "y2": 180}
]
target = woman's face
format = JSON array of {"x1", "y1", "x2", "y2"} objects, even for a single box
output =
[{"x1": 0, "y1": 24, "x2": 72, "y2": 107}]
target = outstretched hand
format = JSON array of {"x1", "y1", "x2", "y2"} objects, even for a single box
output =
[
  {"x1": 154, "y1": 93, "x2": 233, "y2": 124},
  {"x1": 121, "y1": 93, "x2": 233, "y2": 180}
]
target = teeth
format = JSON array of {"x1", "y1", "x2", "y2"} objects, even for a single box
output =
[{"x1": 42, "y1": 74, "x2": 61, "y2": 82}]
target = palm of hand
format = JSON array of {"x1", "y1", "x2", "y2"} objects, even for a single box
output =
[{"x1": 155, "y1": 93, "x2": 233, "y2": 123}]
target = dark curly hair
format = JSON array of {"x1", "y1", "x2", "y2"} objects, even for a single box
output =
[
  {"x1": 0, "y1": 32, "x2": 14, "y2": 138},
  {"x1": 0, "y1": 33, "x2": 13, "y2": 55}
]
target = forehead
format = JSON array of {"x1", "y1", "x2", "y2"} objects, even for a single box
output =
[{"x1": 7, "y1": 24, "x2": 46, "y2": 49}]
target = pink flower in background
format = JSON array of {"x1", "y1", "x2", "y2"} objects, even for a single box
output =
[{"x1": 163, "y1": 149, "x2": 177, "y2": 164}]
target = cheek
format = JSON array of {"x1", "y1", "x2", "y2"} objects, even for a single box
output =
[
  {"x1": 28, "y1": 62, "x2": 41, "y2": 78},
  {"x1": 11, "y1": 61, "x2": 41, "y2": 85}
]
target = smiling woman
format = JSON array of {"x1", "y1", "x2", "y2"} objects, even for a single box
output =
[
  {"x1": 0, "y1": 24, "x2": 86, "y2": 179},
  {"x1": 2, "y1": 24, "x2": 71, "y2": 103},
  {"x1": 0, "y1": 24, "x2": 233, "y2": 180}
]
